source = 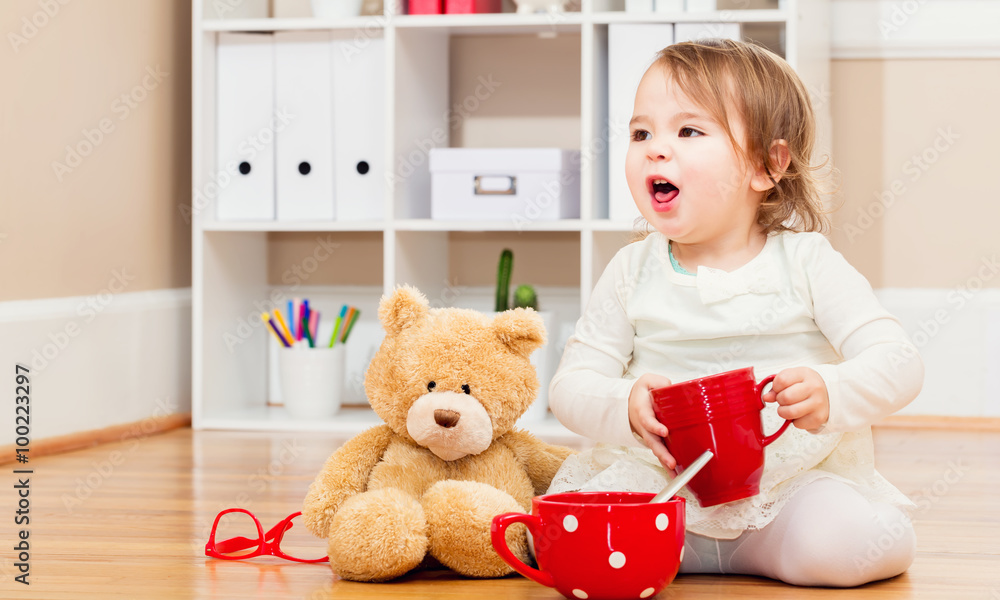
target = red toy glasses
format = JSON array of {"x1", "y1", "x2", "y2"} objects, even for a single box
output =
[{"x1": 205, "y1": 508, "x2": 328, "y2": 563}]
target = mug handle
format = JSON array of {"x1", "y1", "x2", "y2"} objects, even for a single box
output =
[
  {"x1": 755, "y1": 374, "x2": 792, "y2": 446},
  {"x1": 490, "y1": 512, "x2": 555, "y2": 589}
]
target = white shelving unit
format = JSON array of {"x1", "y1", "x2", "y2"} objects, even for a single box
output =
[{"x1": 191, "y1": 0, "x2": 830, "y2": 434}]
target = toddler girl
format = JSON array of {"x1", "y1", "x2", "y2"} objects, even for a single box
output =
[{"x1": 547, "y1": 39, "x2": 924, "y2": 587}]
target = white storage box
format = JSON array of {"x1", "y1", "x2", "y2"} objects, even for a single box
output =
[{"x1": 429, "y1": 148, "x2": 581, "y2": 222}]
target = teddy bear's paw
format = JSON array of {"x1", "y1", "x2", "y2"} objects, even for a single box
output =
[
  {"x1": 327, "y1": 488, "x2": 429, "y2": 582},
  {"x1": 423, "y1": 480, "x2": 529, "y2": 578}
]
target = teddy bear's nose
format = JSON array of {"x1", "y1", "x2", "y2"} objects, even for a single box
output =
[{"x1": 434, "y1": 409, "x2": 461, "y2": 428}]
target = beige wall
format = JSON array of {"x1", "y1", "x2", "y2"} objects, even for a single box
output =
[
  {"x1": 828, "y1": 60, "x2": 885, "y2": 286},
  {"x1": 830, "y1": 59, "x2": 1000, "y2": 289},
  {"x1": 0, "y1": 0, "x2": 192, "y2": 302}
]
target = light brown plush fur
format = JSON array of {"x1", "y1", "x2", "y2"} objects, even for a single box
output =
[{"x1": 302, "y1": 286, "x2": 576, "y2": 582}]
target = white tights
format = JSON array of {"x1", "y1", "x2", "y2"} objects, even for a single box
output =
[{"x1": 679, "y1": 479, "x2": 916, "y2": 587}]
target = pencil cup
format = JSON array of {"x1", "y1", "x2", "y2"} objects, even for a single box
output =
[{"x1": 278, "y1": 346, "x2": 345, "y2": 419}]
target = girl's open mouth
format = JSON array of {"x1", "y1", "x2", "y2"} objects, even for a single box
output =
[{"x1": 648, "y1": 177, "x2": 679, "y2": 212}]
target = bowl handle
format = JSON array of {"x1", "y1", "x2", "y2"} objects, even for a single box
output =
[
  {"x1": 755, "y1": 374, "x2": 792, "y2": 446},
  {"x1": 490, "y1": 512, "x2": 554, "y2": 588}
]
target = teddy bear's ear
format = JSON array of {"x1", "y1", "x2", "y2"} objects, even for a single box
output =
[
  {"x1": 492, "y1": 308, "x2": 547, "y2": 358},
  {"x1": 379, "y1": 285, "x2": 430, "y2": 335}
]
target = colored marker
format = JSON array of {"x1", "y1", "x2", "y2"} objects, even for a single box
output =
[
  {"x1": 273, "y1": 309, "x2": 294, "y2": 344},
  {"x1": 261, "y1": 313, "x2": 290, "y2": 347},
  {"x1": 339, "y1": 307, "x2": 356, "y2": 343},
  {"x1": 302, "y1": 300, "x2": 311, "y2": 342},
  {"x1": 292, "y1": 298, "x2": 301, "y2": 340},
  {"x1": 301, "y1": 313, "x2": 315, "y2": 348},
  {"x1": 329, "y1": 305, "x2": 348, "y2": 347},
  {"x1": 309, "y1": 310, "x2": 319, "y2": 344},
  {"x1": 341, "y1": 308, "x2": 361, "y2": 343}
]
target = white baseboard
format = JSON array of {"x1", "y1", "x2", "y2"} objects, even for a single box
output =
[
  {"x1": 832, "y1": 0, "x2": 1000, "y2": 59},
  {"x1": 0, "y1": 288, "x2": 192, "y2": 444},
  {"x1": 876, "y1": 287, "x2": 1000, "y2": 418}
]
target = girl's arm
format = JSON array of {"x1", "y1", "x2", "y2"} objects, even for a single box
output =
[
  {"x1": 548, "y1": 249, "x2": 647, "y2": 448},
  {"x1": 797, "y1": 234, "x2": 925, "y2": 433}
]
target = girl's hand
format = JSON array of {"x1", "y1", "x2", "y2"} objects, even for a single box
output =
[
  {"x1": 628, "y1": 373, "x2": 677, "y2": 471},
  {"x1": 762, "y1": 367, "x2": 830, "y2": 431}
]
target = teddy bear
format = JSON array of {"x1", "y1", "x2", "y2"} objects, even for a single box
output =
[{"x1": 302, "y1": 285, "x2": 575, "y2": 582}]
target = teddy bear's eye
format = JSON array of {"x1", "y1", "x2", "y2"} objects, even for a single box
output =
[
  {"x1": 427, "y1": 381, "x2": 436, "y2": 391},
  {"x1": 462, "y1": 384, "x2": 471, "y2": 395}
]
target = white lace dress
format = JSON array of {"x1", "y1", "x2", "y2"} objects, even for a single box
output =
[{"x1": 546, "y1": 231, "x2": 923, "y2": 539}]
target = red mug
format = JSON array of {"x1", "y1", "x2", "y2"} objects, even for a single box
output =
[
  {"x1": 650, "y1": 367, "x2": 792, "y2": 507},
  {"x1": 491, "y1": 492, "x2": 685, "y2": 600}
]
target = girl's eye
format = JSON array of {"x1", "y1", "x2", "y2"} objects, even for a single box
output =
[
  {"x1": 462, "y1": 384, "x2": 471, "y2": 395},
  {"x1": 679, "y1": 127, "x2": 703, "y2": 138},
  {"x1": 427, "y1": 381, "x2": 436, "y2": 391},
  {"x1": 631, "y1": 129, "x2": 651, "y2": 142}
]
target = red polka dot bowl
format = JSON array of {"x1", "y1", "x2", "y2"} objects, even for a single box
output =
[{"x1": 491, "y1": 491, "x2": 685, "y2": 600}]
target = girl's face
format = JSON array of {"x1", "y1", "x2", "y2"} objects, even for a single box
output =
[{"x1": 625, "y1": 66, "x2": 764, "y2": 245}]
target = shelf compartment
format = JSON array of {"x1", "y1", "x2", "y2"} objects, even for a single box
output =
[
  {"x1": 393, "y1": 28, "x2": 582, "y2": 220},
  {"x1": 194, "y1": 230, "x2": 384, "y2": 430},
  {"x1": 449, "y1": 231, "x2": 581, "y2": 289},
  {"x1": 267, "y1": 231, "x2": 383, "y2": 287}
]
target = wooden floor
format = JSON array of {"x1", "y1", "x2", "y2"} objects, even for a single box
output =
[{"x1": 1, "y1": 426, "x2": 997, "y2": 599}]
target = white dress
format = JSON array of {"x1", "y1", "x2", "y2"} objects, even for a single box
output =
[{"x1": 546, "y1": 231, "x2": 924, "y2": 539}]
